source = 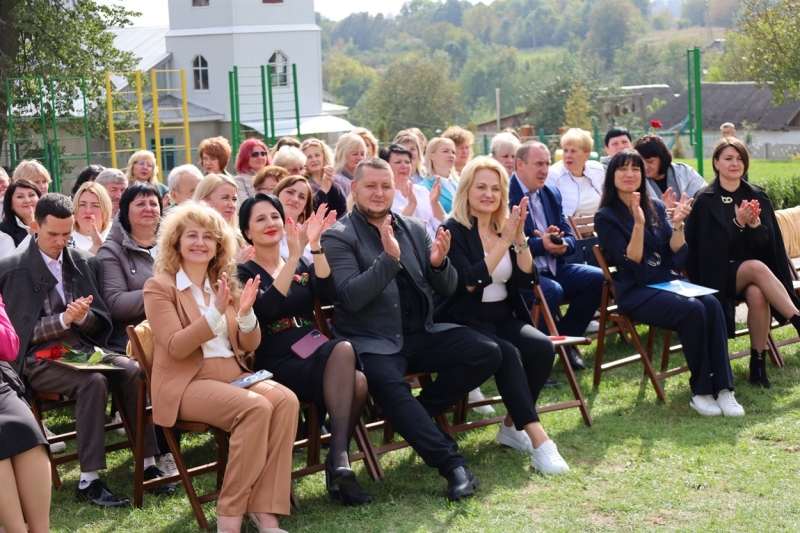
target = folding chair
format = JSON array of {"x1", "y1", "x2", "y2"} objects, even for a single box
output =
[
  {"x1": 127, "y1": 325, "x2": 228, "y2": 531},
  {"x1": 567, "y1": 214, "x2": 597, "y2": 240}
]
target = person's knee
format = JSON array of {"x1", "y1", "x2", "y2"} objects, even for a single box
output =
[
  {"x1": 744, "y1": 285, "x2": 768, "y2": 310},
  {"x1": 471, "y1": 336, "x2": 503, "y2": 373},
  {"x1": 354, "y1": 371, "x2": 368, "y2": 397},
  {"x1": 79, "y1": 372, "x2": 108, "y2": 395}
]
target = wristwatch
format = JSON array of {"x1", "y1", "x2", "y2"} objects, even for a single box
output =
[{"x1": 310, "y1": 247, "x2": 324, "y2": 255}]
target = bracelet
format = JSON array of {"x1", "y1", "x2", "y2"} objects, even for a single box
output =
[
  {"x1": 513, "y1": 237, "x2": 530, "y2": 254},
  {"x1": 673, "y1": 224, "x2": 684, "y2": 233},
  {"x1": 310, "y1": 247, "x2": 324, "y2": 255},
  {"x1": 732, "y1": 217, "x2": 745, "y2": 230}
]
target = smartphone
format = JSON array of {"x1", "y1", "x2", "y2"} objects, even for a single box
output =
[
  {"x1": 230, "y1": 369, "x2": 273, "y2": 388},
  {"x1": 291, "y1": 329, "x2": 329, "y2": 359},
  {"x1": 549, "y1": 234, "x2": 564, "y2": 245}
]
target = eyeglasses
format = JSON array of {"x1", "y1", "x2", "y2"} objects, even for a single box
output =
[
  {"x1": 250, "y1": 151, "x2": 268, "y2": 158},
  {"x1": 135, "y1": 160, "x2": 155, "y2": 169},
  {"x1": 286, "y1": 166, "x2": 305, "y2": 175}
]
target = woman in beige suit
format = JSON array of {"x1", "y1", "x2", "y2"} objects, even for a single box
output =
[{"x1": 143, "y1": 201, "x2": 299, "y2": 533}]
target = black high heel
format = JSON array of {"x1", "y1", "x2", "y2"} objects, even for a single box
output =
[
  {"x1": 325, "y1": 456, "x2": 356, "y2": 485},
  {"x1": 325, "y1": 459, "x2": 374, "y2": 506},
  {"x1": 749, "y1": 349, "x2": 771, "y2": 389}
]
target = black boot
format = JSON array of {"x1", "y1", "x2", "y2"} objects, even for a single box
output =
[
  {"x1": 749, "y1": 349, "x2": 771, "y2": 389},
  {"x1": 325, "y1": 458, "x2": 373, "y2": 506},
  {"x1": 790, "y1": 314, "x2": 800, "y2": 338}
]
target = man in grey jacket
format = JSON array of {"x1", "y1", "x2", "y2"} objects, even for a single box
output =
[
  {"x1": 635, "y1": 134, "x2": 706, "y2": 207},
  {"x1": 322, "y1": 158, "x2": 502, "y2": 502}
]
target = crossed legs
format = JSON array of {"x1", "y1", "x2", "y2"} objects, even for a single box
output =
[
  {"x1": 0, "y1": 445, "x2": 51, "y2": 533},
  {"x1": 736, "y1": 260, "x2": 800, "y2": 351}
]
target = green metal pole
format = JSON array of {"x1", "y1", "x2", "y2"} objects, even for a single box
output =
[
  {"x1": 81, "y1": 76, "x2": 90, "y2": 166},
  {"x1": 693, "y1": 47, "x2": 703, "y2": 177},
  {"x1": 6, "y1": 77, "x2": 17, "y2": 168},
  {"x1": 267, "y1": 68, "x2": 276, "y2": 146},
  {"x1": 292, "y1": 64, "x2": 300, "y2": 137},
  {"x1": 539, "y1": 128, "x2": 545, "y2": 143},
  {"x1": 593, "y1": 124, "x2": 600, "y2": 154},
  {"x1": 48, "y1": 77, "x2": 61, "y2": 190},
  {"x1": 228, "y1": 71, "x2": 238, "y2": 155},
  {"x1": 483, "y1": 134, "x2": 489, "y2": 155},
  {"x1": 260, "y1": 66, "x2": 269, "y2": 142},
  {"x1": 686, "y1": 49, "x2": 694, "y2": 148},
  {"x1": 37, "y1": 77, "x2": 51, "y2": 188},
  {"x1": 234, "y1": 66, "x2": 242, "y2": 147}
]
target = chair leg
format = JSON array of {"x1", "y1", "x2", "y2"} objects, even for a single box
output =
[
  {"x1": 593, "y1": 288, "x2": 610, "y2": 389},
  {"x1": 290, "y1": 486, "x2": 300, "y2": 509},
  {"x1": 306, "y1": 405, "x2": 321, "y2": 467},
  {"x1": 661, "y1": 330, "x2": 674, "y2": 372},
  {"x1": 133, "y1": 385, "x2": 146, "y2": 508},
  {"x1": 626, "y1": 317, "x2": 666, "y2": 402},
  {"x1": 354, "y1": 418, "x2": 384, "y2": 482},
  {"x1": 767, "y1": 332, "x2": 785, "y2": 368},
  {"x1": 557, "y1": 345, "x2": 593, "y2": 426},
  {"x1": 167, "y1": 426, "x2": 209, "y2": 531}
]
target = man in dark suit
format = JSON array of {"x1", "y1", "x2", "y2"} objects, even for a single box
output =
[
  {"x1": 322, "y1": 158, "x2": 502, "y2": 502},
  {"x1": 509, "y1": 142, "x2": 604, "y2": 369},
  {"x1": 0, "y1": 194, "x2": 167, "y2": 507}
]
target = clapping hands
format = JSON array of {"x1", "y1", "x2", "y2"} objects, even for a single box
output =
[
  {"x1": 735, "y1": 199, "x2": 761, "y2": 228},
  {"x1": 671, "y1": 192, "x2": 693, "y2": 226}
]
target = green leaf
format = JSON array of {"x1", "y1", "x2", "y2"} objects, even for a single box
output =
[{"x1": 87, "y1": 350, "x2": 104, "y2": 365}]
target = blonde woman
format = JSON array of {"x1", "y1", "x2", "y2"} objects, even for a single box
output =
[
  {"x1": 333, "y1": 133, "x2": 367, "y2": 181},
  {"x1": 302, "y1": 139, "x2": 349, "y2": 219},
  {"x1": 125, "y1": 150, "x2": 170, "y2": 204},
  {"x1": 72, "y1": 182, "x2": 113, "y2": 254},
  {"x1": 393, "y1": 131, "x2": 426, "y2": 183},
  {"x1": 272, "y1": 146, "x2": 306, "y2": 177},
  {"x1": 12, "y1": 159, "x2": 51, "y2": 196},
  {"x1": 441, "y1": 126, "x2": 474, "y2": 175},
  {"x1": 491, "y1": 133, "x2": 521, "y2": 177},
  {"x1": 435, "y1": 157, "x2": 568, "y2": 474},
  {"x1": 143, "y1": 202, "x2": 298, "y2": 533},
  {"x1": 193, "y1": 173, "x2": 254, "y2": 264},
  {"x1": 421, "y1": 137, "x2": 459, "y2": 214},
  {"x1": 351, "y1": 127, "x2": 379, "y2": 158},
  {"x1": 546, "y1": 128, "x2": 605, "y2": 217}
]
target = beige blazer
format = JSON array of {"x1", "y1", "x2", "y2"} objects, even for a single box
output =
[{"x1": 143, "y1": 272, "x2": 261, "y2": 427}]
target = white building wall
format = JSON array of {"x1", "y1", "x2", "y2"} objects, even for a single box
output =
[{"x1": 169, "y1": 0, "x2": 316, "y2": 30}]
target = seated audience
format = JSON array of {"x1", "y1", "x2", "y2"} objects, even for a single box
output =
[
  {"x1": 351, "y1": 127, "x2": 379, "y2": 158},
  {"x1": 491, "y1": 132, "x2": 521, "y2": 177},
  {"x1": 321, "y1": 158, "x2": 502, "y2": 502},
  {"x1": 421, "y1": 137, "x2": 460, "y2": 214},
  {"x1": 238, "y1": 196, "x2": 372, "y2": 506},
  {"x1": 379, "y1": 144, "x2": 444, "y2": 241},
  {"x1": 333, "y1": 133, "x2": 367, "y2": 182},
  {"x1": 273, "y1": 175, "x2": 315, "y2": 262},
  {"x1": 233, "y1": 138, "x2": 271, "y2": 206},
  {"x1": 0, "y1": 294, "x2": 52, "y2": 533},
  {"x1": 595, "y1": 150, "x2": 744, "y2": 416},
  {"x1": 95, "y1": 168, "x2": 128, "y2": 217},
  {"x1": 301, "y1": 139, "x2": 348, "y2": 218},
  {"x1": 198, "y1": 136, "x2": 232, "y2": 175},
  {"x1": 546, "y1": 128, "x2": 605, "y2": 217},
  {"x1": 634, "y1": 134, "x2": 705, "y2": 209},
  {"x1": 72, "y1": 182, "x2": 113, "y2": 254},
  {"x1": 441, "y1": 126, "x2": 474, "y2": 176},
  {"x1": 685, "y1": 138, "x2": 800, "y2": 388},
  {"x1": 0, "y1": 179, "x2": 41, "y2": 259},
  {"x1": 272, "y1": 146, "x2": 307, "y2": 177},
  {"x1": 270, "y1": 136, "x2": 302, "y2": 159},
  {"x1": 143, "y1": 202, "x2": 298, "y2": 533},
  {"x1": 600, "y1": 126, "x2": 632, "y2": 169},
  {"x1": 392, "y1": 131, "x2": 426, "y2": 183},
  {"x1": 125, "y1": 150, "x2": 169, "y2": 202},
  {"x1": 97, "y1": 183, "x2": 162, "y2": 353},
  {"x1": 0, "y1": 193, "x2": 166, "y2": 507},
  {"x1": 167, "y1": 165, "x2": 204, "y2": 208},
  {"x1": 194, "y1": 173, "x2": 253, "y2": 264},
  {"x1": 70, "y1": 165, "x2": 105, "y2": 197},
  {"x1": 254, "y1": 165, "x2": 289, "y2": 195},
  {"x1": 435, "y1": 157, "x2": 569, "y2": 474},
  {"x1": 0, "y1": 167, "x2": 9, "y2": 199},
  {"x1": 510, "y1": 142, "x2": 604, "y2": 370},
  {"x1": 12, "y1": 160, "x2": 51, "y2": 196}
]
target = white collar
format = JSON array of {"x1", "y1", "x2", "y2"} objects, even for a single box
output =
[
  {"x1": 15, "y1": 215, "x2": 30, "y2": 231},
  {"x1": 176, "y1": 267, "x2": 212, "y2": 293},
  {"x1": 38, "y1": 247, "x2": 63, "y2": 267},
  {"x1": 514, "y1": 175, "x2": 535, "y2": 197}
]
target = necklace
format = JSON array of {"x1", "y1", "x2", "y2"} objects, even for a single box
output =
[{"x1": 721, "y1": 195, "x2": 733, "y2": 204}]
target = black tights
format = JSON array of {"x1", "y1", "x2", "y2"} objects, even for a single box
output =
[{"x1": 323, "y1": 341, "x2": 368, "y2": 470}]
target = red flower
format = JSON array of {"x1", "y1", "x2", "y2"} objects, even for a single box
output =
[
  {"x1": 36, "y1": 344, "x2": 66, "y2": 362},
  {"x1": 650, "y1": 120, "x2": 663, "y2": 129}
]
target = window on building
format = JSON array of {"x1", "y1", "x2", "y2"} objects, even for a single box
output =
[
  {"x1": 268, "y1": 51, "x2": 288, "y2": 88},
  {"x1": 192, "y1": 55, "x2": 209, "y2": 90},
  {"x1": 150, "y1": 137, "x2": 177, "y2": 172},
  {"x1": 192, "y1": 0, "x2": 210, "y2": 6}
]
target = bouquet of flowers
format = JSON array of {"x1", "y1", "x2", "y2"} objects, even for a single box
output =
[{"x1": 36, "y1": 344, "x2": 106, "y2": 364}]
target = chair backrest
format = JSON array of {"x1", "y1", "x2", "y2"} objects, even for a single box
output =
[
  {"x1": 568, "y1": 214, "x2": 596, "y2": 240},
  {"x1": 126, "y1": 324, "x2": 154, "y2": 386},
  {"x1": 314, "y1": 299, "x2": 334, "y2": 338},
  {"x1": 592, "y1": 244, "x2": 618, "y2": 300}
]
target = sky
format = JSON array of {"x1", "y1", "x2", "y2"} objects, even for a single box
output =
[{"x1": 98, "y1": 0, "x2": 497, "y2": 26}]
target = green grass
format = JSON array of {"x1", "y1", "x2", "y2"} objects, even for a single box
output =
[
  {"x1": 34, "y1": 324, "x2": 800, "y2": 532},
  {"x1": 675, "y1": 159, "x2": 800, "y2": 183}
]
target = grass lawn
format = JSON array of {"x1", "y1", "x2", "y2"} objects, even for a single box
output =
[
  {"x1": 675, "y1": 158, "x2": 800, "y2": 183},
  {"x1": 36, "y1": 323, "x2": 800, "y2": 532}
]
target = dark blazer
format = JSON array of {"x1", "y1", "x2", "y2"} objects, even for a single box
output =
[
  {"x1": 320, "y1": 207, "x2": 459, "y2": 355},
  {"x1": 685, "y1": 178, "x2": 799, "y2": 336},
  {"x1": 594, "y1": 199, "x2": 688, "y2": 313},
  {"x1": 434, "y1": 217, "x2": 538, "y2": 330},
  {"x1": 0, "y1": 239, "x2": 112, "y2": 376},
  {"x1": 509, "y1": 174, "x2": 577, "y2": 262}
]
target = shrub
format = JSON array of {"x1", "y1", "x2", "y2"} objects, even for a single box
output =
[{"x1": 752, "y1": 173, "x2": 800, "y2": 210}]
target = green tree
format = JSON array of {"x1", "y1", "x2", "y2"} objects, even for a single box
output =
[
  {"x1": 355, "y1": 52, "x2": 463, "y2": 137},
  {"x1": 583, "y1": 0, "x2": 643, "y2": 68},
  {"x1": 330, "y1": 13, "x2": 390, "y2": 50},
  {"x1": 433, "y1": 0, "x2": 467, "y2": 27},
  {"x1": 322, "y1": 54, "x2": 377, "y2": 109},
  {"x1": 563, "y1": 84, "x2": 593, "y2": 130},
  {"x1": 458, "y1": 45, "x2": 523, "y2": 116},
  {"x1": 681, "y1": 0, "x2": 708, "y2": 26},
  {"x1": 0, "y1": 0, "x2": 138, "y2": 159}
]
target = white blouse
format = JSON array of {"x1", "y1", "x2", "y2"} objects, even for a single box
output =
[
  {"x1": 175, "y1": 268, "x2": 257, "y2": 358},
  {"x1": 71, "y1": 225, "x2": 112, "y2": 252},
  {"x1": 481, "y1": 250, "x2": 512, "y2": 303},
  {"x1": 0, "y1": 217, "x2": 31, "y2": 259},
  {"x1": 392, "y1": 184, "x2": 443, "y2": 241}
]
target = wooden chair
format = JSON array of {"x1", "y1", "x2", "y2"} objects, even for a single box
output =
[
  {"x1": 568, "y1": 215, "x2": 596, "y2": 240},
  {"x1": 29, "y1": 389, "x2": 134, "y2": 490},
  {"x1": 127, "y1": 325, "x2": 228, "y2": 531}
]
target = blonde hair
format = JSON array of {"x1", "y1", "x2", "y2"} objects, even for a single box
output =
[
  {"x1": 154, "y1": 201, "x2": 241, "y2": 305},
  {"x1": 424, "y1": 137, "x2": 459, "y2": 183},
  {"x1": 193, "y1": 172, "x2": 240, "y2": 228},
  {"x1": 12, "y1": 159, "x2": 51, "y2": 185},
  {"x1": 351, "y1": 127, "x2": 379, "y2": 158},
  {"x1": 272, "y1": 146, "x2": 307, "y2": 170},
  {"x1": 491, "y1": 132, "x2": 521, "y2": 157},
  {"x1": 333, "y1": 133, "x2": 367, "y2": 174},
  {"x1": 300, "y1": 138, "x2": 334, "y2": 169},
  {"x1": 253, "y1": 166, "x2": 290, "y2": 190},
  {"x1": 442, "y1": 125, "x2": 475, "y2": 148},
  {"x1": 73, "y1": 182, "x2": 113, "y2": 233},
  {"x1": 560, "y1": 128, "x2": 593, "y2": 154},
  {"x1": 125, "y1": 150, "x2": 159, "y2": 185},
  {"x1": 273, "y1": 175, "x2": 314, "y2": 223},
  {"x1": 450, "y1": 157, "x2": 509, "y2": 232},
  {"x1": 392, "y1": 132, "x2": 426, "y2": 177}
]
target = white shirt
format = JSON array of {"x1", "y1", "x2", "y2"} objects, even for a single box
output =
[
  {"x1": 392, "y1": 184, "x2": 443, "y2": 241},
  {"x1": 71, "y1": 225, "x2": 111, "y2": 252},
  {"x1": 545, "y1": 160, "x2": 605, "y2": 217},
  {"x1": 175, "y1": 267, "x2": 257, "y2": 359},
  {"x1": 38, "y1": 248, "x2": 85, "y2": 330},
  {"x1": 481, "y1": 250, "x2": 512, "y2": 303},
  {"x1": 0, "y1": 217, "x2": 30, "y2": 259},
  {"x1": 573, "y1": 176, "x2": 602, "y2": 216},
  {"x1": 279, "y1": 234, "x2": 314, "y2": 263}
]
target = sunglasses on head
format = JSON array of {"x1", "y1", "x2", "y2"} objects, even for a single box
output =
[{"x1": 250, "y1": 151, "x2": 268, "y2": 158}]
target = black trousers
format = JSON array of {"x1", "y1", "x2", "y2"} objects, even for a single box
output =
[
  {"x1": 627, "y1": 291, "x2": 734, "y2": 396},
  {"x1": 361, "y1": 327, "x2": 502, "y2": 476},
  {"x1": 477, "y1": 319, "x2": 555, "y2": 428}
]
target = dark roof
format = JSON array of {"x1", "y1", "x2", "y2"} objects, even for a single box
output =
[
  {"x1": 620, "y1": 84, "x2": 677, "y2": 107},
  {"x1": 648, "y1": 82, "x2": 800, "y2": 131},
  {"x1": 141, "y1": 94, "x2": 224, "y2": 123}
]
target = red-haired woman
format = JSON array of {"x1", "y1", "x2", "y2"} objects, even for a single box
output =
[{"x1": 234, "y1": 139, "x2": 272, "y2": 206}]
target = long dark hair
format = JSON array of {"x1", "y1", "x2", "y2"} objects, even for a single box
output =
[
  {"x1": 2, "y1": 178, "x2": 42, "y2": 224},
  {"x1": 71, "y1": 165, "x2": 104, "y2": 196},
  {"x1": 118, "y1": 182, "x2": 162, "y2": 234},
  {"x1": 600, "y1": 150, "x2": 660, "y2": 228}
]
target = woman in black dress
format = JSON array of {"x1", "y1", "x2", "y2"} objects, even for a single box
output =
[
  {"x1": 237, "y1": 195, "x2": 372, "y2": 506},
  {"x1": 0, "y1": 294, "x2": 52, "y2": 533},
  {"x1": 685, "y1": 137, "x2": 800, "y2": 388}
]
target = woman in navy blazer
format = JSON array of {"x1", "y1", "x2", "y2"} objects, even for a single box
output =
[
  {"x1": 594, "y1": 150, "x2": 744, "y2": 417},
  {"x1": 435, "y1": 157, "x2": 569, "y2": 475}
]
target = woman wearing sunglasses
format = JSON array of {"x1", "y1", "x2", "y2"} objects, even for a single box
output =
[{"x1": 234, "y1": 139, "x2": 272, "y2": 206}]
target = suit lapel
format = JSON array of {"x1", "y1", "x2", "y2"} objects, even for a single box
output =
[
  {"x1": 225, "y1": 306, "x2": 241, "y2": 355},
  {"x1": 178, "y1": 288, "x2": 202, "y2": 324},
  {"x1": 704, "y1": 179, "x2": 726, "y2": 229}
]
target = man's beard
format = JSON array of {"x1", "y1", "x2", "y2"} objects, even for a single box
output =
[{"x1": 355, "y1": 201, "x2": 392, "y2": 221}]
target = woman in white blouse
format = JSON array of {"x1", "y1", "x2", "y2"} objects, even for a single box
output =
[
  {"x1": 421, "y1": 137, "x2": 460, "y2": 214},
  {"x1": 546, "y1": 128, "x2": 605, "y2": 217},
  {"x1": 72, "y1": 182, "x2": 113, "y2": 255},
  {"x1": 0, "y1": 179, "x2": 41, "y2": 259}
]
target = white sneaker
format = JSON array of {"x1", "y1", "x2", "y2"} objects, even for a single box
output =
[
  {"x1": 690, "y1": 394, "x2": 722, "y2": 416},
  {"x1": 158, "y1": 453, "x2": 178, "y2": 477},
  {"x1": 715, "y1": 389, "x2": 745, "y2": 417},
  {"x1": 530, "y1": 440, "x2": 570, "y2": 474},
  {"x1": 468, "y1": 387, "x2": 495, "y2": 415},
  {"x1": 43, "y1": 425, "x2": 67, "y2": 454},
  {"x1": 585, "y1": 320, "x2": 600, "y2": 334},
  {"x1": 111, "y1": 412, "x2": 127, "y2": 435},
  {"x1": 496, "y1": 422, "x2": 533, "y2": 453}
]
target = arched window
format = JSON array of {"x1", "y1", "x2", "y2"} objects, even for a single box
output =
[
  {"x1": 268, "y1": 51, "x2": 288, "y2": 87},
  {"x1": 192, "y1": 55, "x2": 209, "y2": 90}
]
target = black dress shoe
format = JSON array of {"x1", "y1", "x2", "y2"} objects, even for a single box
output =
[
  {"x1": 144, "y1": 465, "x2": 176, "y2": 496},
  {"x1": 445, "y1": 466, "x2": 479, "y2": 502},
  {"x1": 76, "y1": 479, "x2": 131, "y2": 507},
  {"x1": 325, "y1": 460, "x2": 374, "y2": 506},
  {"x1": 565, "y1": 346, "x2": 586, "y2": 371},
  {"x1": 325, "y1": 456, "x2": 357, "y2": 485},
  {"x1": 543, "y1": 378, "x2": 562, "y2": 388}
]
